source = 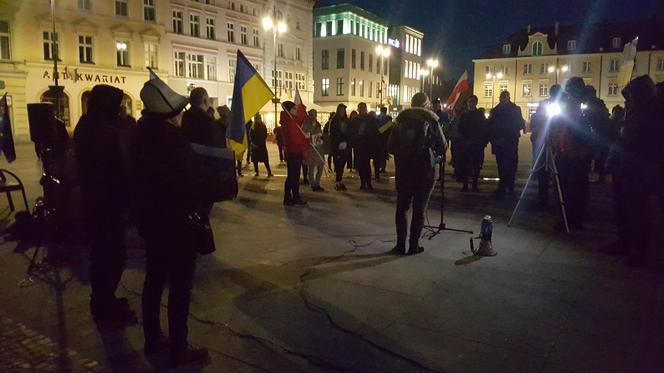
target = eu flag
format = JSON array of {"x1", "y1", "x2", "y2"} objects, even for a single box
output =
[{"x1": 229, "y1": 50, "x2": 273, "y2": 157}]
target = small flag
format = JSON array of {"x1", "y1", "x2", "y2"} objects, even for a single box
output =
[
  {"x1": 293, "y1": 88, "x2": 307, "y2": 119},
  {"x1": 229, "y1": 50, "x2": 273, "y2": 157},
  {"x1": 0, "y1": 94, "x2": 16, "y2": 163},
  {"x1": 446, "y1": 71, "x2": 471, "y2": 112},
  {"x1": 378, "y1": 120, "x2": 394, "y2": 134},
  {"x1": 617, "y1": 37, "x2": 638, "y2": 87},
  {"x1": 148, "y1": 66, "x2": 159, "y2": 80}
]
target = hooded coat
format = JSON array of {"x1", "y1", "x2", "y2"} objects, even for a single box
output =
[
  {"x1": 280, "y1": 110, "x2": 308, "y2": 158},
  {"x1": 74, "y1": 85, "x2": 127, "y2": 220}
]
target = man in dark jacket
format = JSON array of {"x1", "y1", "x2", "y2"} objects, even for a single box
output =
[
  {"x1": 458, "y1": 95, "x2": 487, "y2": 191},
  {"x1": 375, "y1": 106, "x2": 392, "y2": 180},
  {"x1": 489, "y1": 91, "x2": 525, "y2": 195},
  {"x1": 388, "y1": 92, "x2": 447, "y2": 255},
  {"x1": 74, "y1": 84, "x2": 135, "y2": 325},
  {"x1": 351, "y1": 102, "x2": 379, "y2": 190},
  {"x1": 584, "y1": 86, "x2": 611, "y2": 183},
  {"x1": 182, "y1": 87, "x2": 224, "y2": 148}
]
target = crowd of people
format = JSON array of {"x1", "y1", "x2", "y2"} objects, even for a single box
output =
[{"x1": 32, "y1": 70, "x2": 664, "y2": 368}]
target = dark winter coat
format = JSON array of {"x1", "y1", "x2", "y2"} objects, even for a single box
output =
[
  {"x1": 488, "y1": 101, "x2": 524, "y2": 151},
  {"x1": 351, "y1": 113, "x2": 379, "y2": 158},
  {"x1": 330, "y1": 115, "x2": 352, "y2": 158},
  {"x1": 182, "y1": 106, "x2": 225, "y2": 147},
  {"x1": 459, "y1": 109, "x2": 488, "y2": 149},
  {"x1": 250, "y1": 120, "x2": 269, "y2": 163}
]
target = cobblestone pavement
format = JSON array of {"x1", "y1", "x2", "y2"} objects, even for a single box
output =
[{"x1": 0, "y1": 316, "x2": 105, "y2": 372}]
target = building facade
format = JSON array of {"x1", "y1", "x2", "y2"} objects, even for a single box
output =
[
  {"x1": 0, "y1": 0, "x2": 314, "y2": 139},
  {"x1": 388, "y1": 25, "x2": 423, "y2": 111},
  {"x1": 312, "y1": 4, "x2": 391, "y2": 114},
  {"x1": 472, "y1": 21, "x2": 664, "y2": 121}
]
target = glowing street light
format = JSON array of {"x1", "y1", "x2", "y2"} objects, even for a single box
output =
[
  {"x1": 548, "y1": 63, "x2": 568, "y2": 84},
  {"x1": 375, "y1": 45, "x2": 391, "y2": 108},
  {"x1": 419, "y1": 69, "x2": 429, "y2": 92},
  {"x1": 426, "y1": 58, "x2": 439, "y2": 97},
  {"x1": 485, "y1": 71, "x2": 504, "y2": 107},
  {"x1": 263, "y1": 10, "x2": 288, "y2": 131}
]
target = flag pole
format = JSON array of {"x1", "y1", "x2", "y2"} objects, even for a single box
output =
[{"x1": 281, "y1": 104, "x2": 332, "y2": 176}]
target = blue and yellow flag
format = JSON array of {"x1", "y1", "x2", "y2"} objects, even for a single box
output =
[{"x1": 229, "y1": 50, "x2": 273, "y2": 157}]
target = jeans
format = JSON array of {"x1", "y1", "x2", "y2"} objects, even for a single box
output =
[
  {"x1": 395, "y1": 172, "x2": 434, "y2": 249},
  {"x1": 142, "y1": 231, "x2": 197, "y2": 351},
  {"x1": 308, "y1": 164, "x2": 324, "y2": 187},
  {"x1": 284, "y1": 153, "x2": 303, "y2": 201}
]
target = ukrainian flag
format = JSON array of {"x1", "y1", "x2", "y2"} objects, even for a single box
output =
[{"x1": 229, "y1": 50, "x2": 274, "y2": 157}]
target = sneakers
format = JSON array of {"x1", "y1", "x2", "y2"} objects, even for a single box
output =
[{"x1": 170, "y1": 346, "x2": 209, "y2": 368}]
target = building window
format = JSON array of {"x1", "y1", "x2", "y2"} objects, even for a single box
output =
[
  {"x1": 608, "y1": 81, "x2": 619, "y2": 96},
  {"x1": 253, "y1": 29, "x2": 260, "y2": 47},
  {"x1": 368, "y1": 81, "x2": 372, "y2": 98},
  {"x1": 351, "y1": 49, "x2": 356, "y2": 69},
  {"x1": 522, "y1": 82, "x2": 531, "y2": 97},
  {"x1": 351, "y1": 79, "x2": 356, "y2": 96},
  {"x1": 368, "y1": 53, "x2": 373, "y2": 72},
  {"x1": 315, "y1": 23, "x2": 322, "y2": 37},
  {"x1": 657, "y1": 57, "x2": 664, "y2": 71},
  {"x1": 190, "y1": 15, "x2": 200, "y2": 37},
  {"x1": 239, "y1": 4, "x2": 244, "y2": 12},
  {"x1": 582, "y1": 61, "x2": 591, "y2": 73},
  {"x1": 78, "y1": 35, "x2": 93, "y2": 63},
  {"x1": 116, "y1": 40, "x2": 130, "y2": 66},
  {"x1": 144, "y1": 42, "x2": 158, "y2": 68},
  {"x1": 187, "y1": 53, "x2": 204, "y2": 79},
  {"x1": 321, "y1": 49, "x2": 329, "y2": 70},
  {"x1": 278, "y1": 43, "x2": 284, "y2": 58},
  {"x1": 611, "y1": 37, "x2": 621, "y2": 49},
  {"x1": 172, "y1": 11, "x2": 183, "y2": 34},
  {"x1": 174, "y1": 51, "x2": 185, "y2": 76},
  {"x1": 115, "y1": 0, "x2": 128, "y2": 16},
  {"x1": 499, "y1": 82, "x2": 508, "y2": 93},
  {"x1": 43, "y1": 31, "x2": 59, "y2": 60},
  {"x1": 321, "y1": 78, "x2": 329, "y2": 96},
  {"x1": 227, "y1": 23, "x2": 235, "y2": 42},
  {"x1": 359, "y1": 80, "x2": 364, "y2": 96},
  {"x1": 336, "y1": 77, "x2": 344, "y2": 96},
  {"x1": 502, "y1": 44, "x2": 511, "y2": 55},
  {"x1": 609, "y1": 59, "x2": 619, "y2": 73},
  {"x1": 78, "y1": 0, "x2": 90, "y2": 10},
  {"x1": 239, "y1": 25, "x2": 247, "y2": 45},
  {"x1": 360, "y1": 51, "x2": 365, "y2": 70},
  {"x1": 539, "y1": 83, "x2": 549, "y2": 97},
  {"x1": 0, "y1": 22, "x2": 9, "y2": 60},
  {"x1": 296, "y1": 73, "x2": 305, "y2": 90},
  {"x1": 229, "y1": 60, "x2": 236, "y2": 82},
  {"x1": 567, "y1": 39, "x2": 576, "y2": 51},
  {"x1": 144, "y1": 0, "x2": 155, "y2": 22},
  {"x1": 336, "y1": 19, "x2": 343, "y2": 35},
  {"x1": 532, "y1": 41, "x2": 543, "y2": 56},
  {"x1": 205, "y1": 18, "x2": 215, "y2": 39},
  {"x1": 296, "y1": 47, "x2": 301, "y2": 61},
  {"x1": 206, "y1": 57, "x2": 216, "y2": 80},
  {"x1": 296, "y1": 19, "x2": 301, "y2": 31},
  {"x1": 540, "y1": 63, "x2": 549, "y2": 74},
  {"x1": 325, "y1": 21, "x2": 332, "y2": 37},
  {"x1": 523, "y1": 63, "x2": 532, "y2": 75},
  {"x1": 335, "y1": 48, "x2": 344, "y2": 68}
]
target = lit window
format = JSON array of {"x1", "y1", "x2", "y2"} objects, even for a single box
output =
[
  {"x1": 522, "y1": 82, "x2": 531, "y2": 97},
  {"x1": 499, "y1": 83, "x2": 508, "y2": 93},
  {"x1": 351, "y1": 78, "x2": 356, "y2": 96},
  {"x1": 206, "y1": 18, "x2": 215, "y2": 40},
  {"x1": 78, "y1": 35, "x2": 93, "y2": 63},
  {"x1": 608, "y1": 81, "x2": 619, "y2": 96},
  {"x1": 172, "y1": 11, "x2": 183, "y2": 34},
  {"x1": 206, "y1": 57, "x2": 216, "y2": 80},
  {"x1": 116, "y1": 40, "x2": 130, "y2": 66},
  {"x1": 143, "y1": 0, "x2": 155, "y2": 22},
  {"x1": 359, "y1": 80, "x2": 364, "y2": 97},
  {"x1": 190, "y1": 14, "x2": 200, "y2": 37},
  {"x1": 187, "y1": 53, "x2": 204, "y2": 79},
  {"x1": 567, "y1": 40, "x2": 576, "y2": 51},
  {"x1": 539, "y1": 83, "x2": 549, "y2": 97},
  {"x1": 484, "y1": 83, "x2": 494, "y2": 98},
  {"x1": 227, "y1": 23, "x2": 235, "y2": 42},
  {"x1": 0, "y1": 21, "x2": 10, "y2": 60},
  {"x1": 43, "y1": 31, "x2": 59, "y2": 60},
  {"x1": 582, "y1": 61, "x2": 591, "y2": 73},
  {"x1": 144, "y1": 42, "x2": 158, "y2": 68},
  {"x1": 174, "y1": 51, "x2": 185, "y2": 76},
  {"x1": 115, "y1": 0, "x2": 128, "y2": 17},
  {"x1": 336, "y1": 77, "x2": 344, "y2": 96},
  {"x1": 532, "y1": 41, "x2": 543, "y2": 56},
  {"x1": 321, "y1": 78, "x2": 329, "y2": 96}
]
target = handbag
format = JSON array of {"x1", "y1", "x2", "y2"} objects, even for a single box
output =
[{"x1": 187, "y1": 211, "x2": 215, "y2": 255}]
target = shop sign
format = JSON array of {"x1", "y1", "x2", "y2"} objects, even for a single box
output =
[{"x1": 42, "y1": 67, "x2": 127, "y2": 84}]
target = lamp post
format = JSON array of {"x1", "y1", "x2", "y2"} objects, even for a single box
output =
[
  {"x1": 548, "y1": 63, "x2": 568, "y2": 85},
  {"x1": 418, "y1": 69, "x2": 429, "y2": 93},
  {"x1": 426, "y1": 58, "x2": 439, "y2": 98},
  {"x1": 375, "y1": 45, "x2": 390, "y2": 109},
  {"x1": 485, "y1": 71, "x2": 503, "y2": 108},
  {"x1": 48, "y1": 0, "x2": 63, "y2": 124},
  {"x1": 263, "y1": 9, "x2": 287, "y2": 130}
]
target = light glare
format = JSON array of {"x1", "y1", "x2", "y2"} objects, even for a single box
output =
[{"x1": 546, "y1": 102, "x2": 561, "y2": 117}]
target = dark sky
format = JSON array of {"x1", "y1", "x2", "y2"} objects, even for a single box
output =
[{"x1": 315, "y1": 0, "x2": 663, "y2": 79}]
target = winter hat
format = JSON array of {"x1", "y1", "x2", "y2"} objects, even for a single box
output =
[
  {"x1": 411, "y1": 92, "x2": 430, "y2": 108},
  {"x1": 282, "y1": 101, "x2": 295, "y2": 112},
  {"x1": 140, "y1": 72, "x2": 189, "y2": 116},
  {"x1": 87, "y1": 84, "x2": 123, "y2": 119}
]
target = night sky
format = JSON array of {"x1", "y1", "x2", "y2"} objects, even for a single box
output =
[{"x1": 315, "y1": 0, "x2": 663, "y2": 80}]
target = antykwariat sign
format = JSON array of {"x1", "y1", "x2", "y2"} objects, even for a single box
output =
[{"x1": 42, "y1": 67, "x2": 127, "y2": 84}]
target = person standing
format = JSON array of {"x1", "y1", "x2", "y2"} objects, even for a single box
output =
[
  {"x1": 458, "y1": 95, "x2": 487, "y2": 191},
  {"x1": 281, "y1": 101, "x2": 308, "y2": 206},
  {"x1": 323, "y1": 112, "x2": 335, "y2": 171},
  {"x1": 273, "y1": 124, "x2": 284, "y2": 163},
  {"x1": 302, "y1": 109, "x2": 326, "y2": 191},
  {"x1": 584, "y1": 86, "x2": 611, "y2": 183},
  {"x1": 135, "y1": 75, "x2": 209, "y2": 365},
  {"x1": 215, "y1": 105, "x2": 230, "y2": 148},
  {"x1": 182, "y1": 88, "x2": 224, "y2": 148},
  {"x1": 388, "y1": 93, "x2": 447, "y2": 255},
  {"x1": 250, "y1": 113, "x2": 273, "y2": 177},
  {"x1": 374, "y1": 106, "x2": 392, "y2": 180},
  {"x1": 74, "y1": 85, "x2": 135, "y2": 325},
  {"x1": 348, "y1": 110, "x2": 358, "y2": 171},
  {"x1": 488, "y1": 91, "x2": 525, "y2": 195},
  {"x1": 351, "y1": 103, "x2": 378, "y2": 190},
  {"x1": 330, "y1": 104, "x2": 351, "y2": 191},
  {"x1": 530, "y1": 84, "x2": 562, "y2": 208}
]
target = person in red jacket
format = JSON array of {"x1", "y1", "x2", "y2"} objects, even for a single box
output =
[{"x1": 281, "y1": 101, "x2": 308, "y2": 206}]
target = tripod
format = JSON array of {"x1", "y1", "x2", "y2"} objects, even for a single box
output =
[
  {"x1": 508, "y1": 141, "x2": 569, "y2": 233},
  {"x1": 424, "y1": 155, "x2": 474, "y2": 238}
]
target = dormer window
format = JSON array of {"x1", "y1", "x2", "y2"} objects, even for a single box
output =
[
  {"x1": 612, "y1": 37, "x2": 621, "y2": 49},
  {"x1": 502, "y1": 44, "x2": 511, "y2": 55},
  {"x1": 532, "y1": 41, "x2": 543, "y2": 56},
  {"x1": 567, "y1": 40, "x2": 576, "y2": 51}
]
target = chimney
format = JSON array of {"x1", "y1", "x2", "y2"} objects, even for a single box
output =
[
  {"x1": 554, "y1": 21, "x2": 559, "y2": 36},
  {"x1": 527, "y1": 24, "x2": 531, "y2": 34}
]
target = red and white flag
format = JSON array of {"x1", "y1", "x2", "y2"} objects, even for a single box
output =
[
  {"x1": 446, "y1": 71, "x2": 471, "y2": 112},
  {"x1": 294, "y1": 88, "x2": 308, "y2": 118}
]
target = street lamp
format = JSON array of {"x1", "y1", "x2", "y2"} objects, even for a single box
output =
[
  {"x1": 375, "y1": 45, "x2": 390, "y2": 109},
  {"x1": 548, "y1": 63, "x2": 568, "y2": 85},
  {"x1": 426, "y1": 58, "x2": 439, "y2": 98},
  {"x1": 418, "y1": 69, "x2": 429, "y2": 92},
  {"x1": 263, "y1": 10, "x2": 287, "y2": 130},
  {"x1": 485, "y1": 71, "x2": 503, "y2": 108}
]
